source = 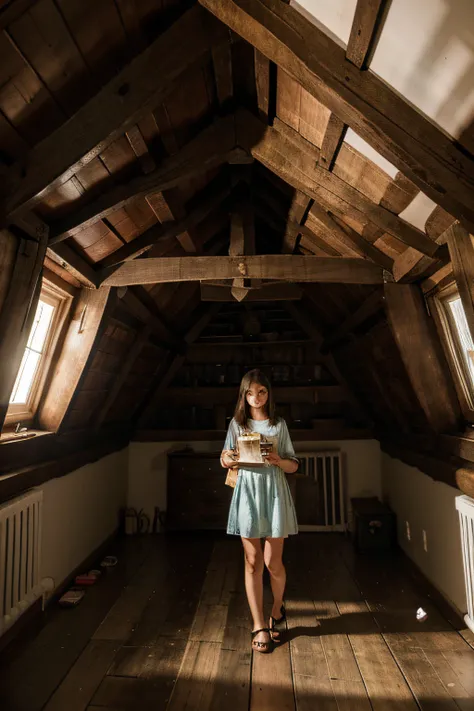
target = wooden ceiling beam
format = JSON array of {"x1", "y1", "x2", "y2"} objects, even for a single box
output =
[
  {"x1": 310, "y1": 203, "x2": 393, "y2": 270},
  {"x1": 282, "y1": 192, "x2": 311, "y2": 254},
  {"x1": 101, "y1": 255, "x2": 384, "y2": 287},
  {"x1": 1, "y1": 5, "x2": 227, "y2": 222},
  {"x1": 346, "y1": 0, "x2": 390, "y2": 70},
  {"x1": 48, "y1": 115, "x2": 236, "y2": 244},
  {"x1": 229, "y1": 198, "x2": 259, "y2": 300},
  {"x1": 97, "y1": 179, "x2": 232, "y2": 272},
  {"x1": 200, "y1": 0, "x2": 474, "y2": 233},
  {"x1": 318, "y1": 114, "x2": 346, "y2": 171},
  {"x1": 236, "y1": 110, "x2": 437, "y2": 256}
]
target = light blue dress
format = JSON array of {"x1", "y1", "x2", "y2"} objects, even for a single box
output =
[{"x1": 224, "y1": 417, "x2": 299, "y2": 538}]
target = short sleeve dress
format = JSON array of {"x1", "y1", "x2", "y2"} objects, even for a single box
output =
[{"x1": 224, "y1": 417, "x2": 299, "y2": 539}]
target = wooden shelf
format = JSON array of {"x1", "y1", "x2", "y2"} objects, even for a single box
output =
[
  {"x1": 165, "y1": 385, "x2": 344, "y2": 404},
  {"x1": 133, "y1": 425, "x2": 373, "y2": 442}
]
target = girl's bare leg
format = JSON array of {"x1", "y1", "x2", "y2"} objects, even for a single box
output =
[
  {"x1": 264, "y1": 537, "x2": 286, "y2": 635},
  {"x1": 241, "y1": 537, "x2": 269, "y2": 645}
]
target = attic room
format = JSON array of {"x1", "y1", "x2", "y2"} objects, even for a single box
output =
[{"x1": 1, "y1": 0, "x2": 474, "y2": 707}]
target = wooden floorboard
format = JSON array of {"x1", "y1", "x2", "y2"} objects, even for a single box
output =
[{"x1": 0, "y1": 533, "x2": 473, "y2": 711}]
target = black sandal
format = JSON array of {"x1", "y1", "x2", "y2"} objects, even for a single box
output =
[
  {"x1": 251, "y1": 627, "x2": 273, "y2": 653},
  {"x1": 269, "y1": 604, "x2": 286, "y2": 643}
]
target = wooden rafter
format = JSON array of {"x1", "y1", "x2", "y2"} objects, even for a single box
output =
[
  {"x1": 199, "y1": 0, "x2": 474, "y2": 233},
  {"x1": 318, "y1": 114, "x2": 346, "y2": 171},
  {"x1": 1, "y1": 5, "x2": 227, "y2": 221},
  {"x1": 235, "y1": 110, "x2": 437, "y2": 256},
  {"x1": 346, "y1": 0, "x2": 390, "y2": 69},
  {"x1": 48, "y1": 115, "x2": 237, "y2": 244},
  {"x1": 101, "y1": 255, "x2": 384, "y2": 287},
  {"x1": 309, "y1": 203, "x2": 393, "y2": 270},
  {"x1": 97, "y1": 179, "x2": 232, "y2": 271}
]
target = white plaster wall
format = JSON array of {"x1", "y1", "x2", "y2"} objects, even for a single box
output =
[
  {"x1": 127, "y1": 439, "x2": 382, "y2": 524},
  {"x1": 40, "y1": 447, "x2": 128, "y2": 591},
  {"x1": 382, "y1": 452, "x2": 466, "y2": 614}
]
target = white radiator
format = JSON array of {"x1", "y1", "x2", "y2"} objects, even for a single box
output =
[
  {"x1": 296, "y1": 451, "x2": 346, "y2": 532},
  {"x1": 0, "y1": 488, "x2": 43, "y2": 637},
  {"x1": 456, "y1": 494, "x2": 474, "y2": 633}
]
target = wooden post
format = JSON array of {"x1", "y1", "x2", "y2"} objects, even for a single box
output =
[
  {"x1": 0, "y1": 226, "x2": 48, "y2": 430},
  {"x1": 384, "y1": 282, "x2": 461, "y2": 433}
]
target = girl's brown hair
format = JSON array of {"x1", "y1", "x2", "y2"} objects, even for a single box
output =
[{"x1": 234, "y1": 369, "x2": 277, "y2": 428}]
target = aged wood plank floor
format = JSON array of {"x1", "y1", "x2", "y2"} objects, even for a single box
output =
[{"x1": 1, "y1": 532, "x2": 474, "y2": 711}]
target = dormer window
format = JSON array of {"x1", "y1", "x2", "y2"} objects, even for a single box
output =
[
  {"x1": 5, "y1": 279, "x2": 72, "y2": 428},
  {"x1": 432, "y1": 284, "x2": 474, "y2": 421}
]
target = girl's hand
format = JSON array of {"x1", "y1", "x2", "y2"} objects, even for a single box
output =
[
  {"x1": 264, "y1": 452, "x2": 282, "y2": 466},
  {"x1": 221, "y1": 450, "x2": 238, "y2": 468}
]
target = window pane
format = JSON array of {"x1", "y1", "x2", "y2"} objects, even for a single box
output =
[
  {"x1": 10, "y1": 349, "x2": 41, "y2": 404},
  {"x1": 448, "y1": 297, "x2": 474, "y2": 390},
  {"x1": 27, "y1": 300, "x2": 54, "y2": 352}
]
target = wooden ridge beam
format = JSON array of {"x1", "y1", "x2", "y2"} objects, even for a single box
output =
[
  {"x1": 235, "y1": 109, "x2": 438, "y2": 256},
  {"x1": 384, "y1": 282, "x2": 461, "y2": 433},
  {"x1": 48, "y1": 116, "x2": 237, "y2": 244},
  {"x1": 200, "y1": 0, "x2": 474, "y2": 233},
  {"x1": 322, "y1": 289, "x2": 385, "y2": 351},
  {"x1": 1, "y1": 5, "x2": 227, "y2": 221},
  {"x1": 101, "y1": 255, "x2": 384, "y2": 287}
]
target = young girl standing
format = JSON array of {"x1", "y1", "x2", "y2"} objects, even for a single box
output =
[{"x1": 220, "y1": 369, "x2": 299, "y2": 653}]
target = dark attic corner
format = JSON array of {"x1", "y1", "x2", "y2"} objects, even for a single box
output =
[{"x1": 1, "y1": 0, "x2": 474, "y2": 707}]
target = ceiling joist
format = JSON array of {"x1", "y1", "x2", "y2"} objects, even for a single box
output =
[{"x1": 101, "y1": 255, "x2": 384, "y2": 287}]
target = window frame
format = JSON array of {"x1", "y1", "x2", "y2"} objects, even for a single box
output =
[
  {"x1": 429, "y1": 281, "x2": 474, "y2": 423},
  {"x1": 5, "y1": 278, "x2": 72, "y2": 428}
]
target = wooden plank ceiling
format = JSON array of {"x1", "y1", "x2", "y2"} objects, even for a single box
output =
[{"x1": 0, "y1": 0, "x2": 473, "y2": 479}]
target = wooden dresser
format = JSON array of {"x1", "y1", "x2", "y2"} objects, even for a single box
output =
[{"x1": 167, "y1": 451, "x2": 233, "y2": 530}]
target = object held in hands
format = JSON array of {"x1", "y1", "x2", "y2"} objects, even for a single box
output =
[{"x1": 236, "y1": 432, "x2": 273, "y2": 467}]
